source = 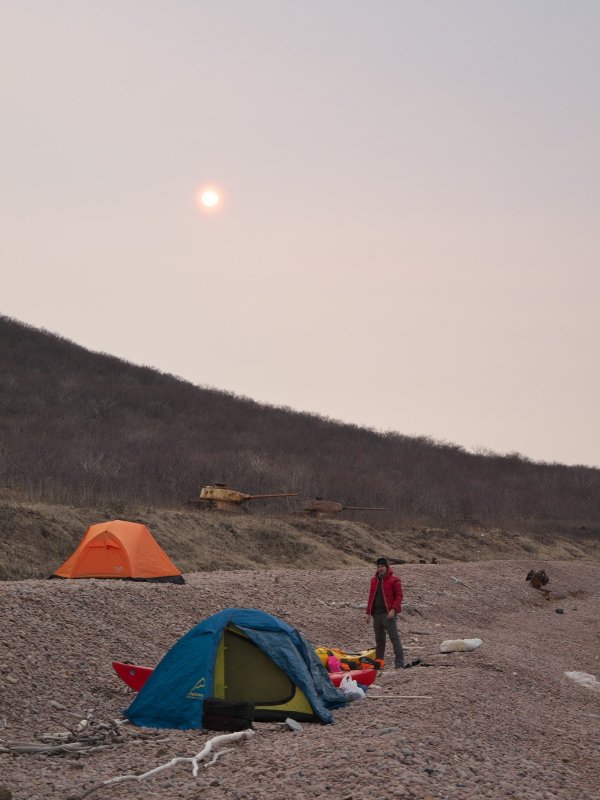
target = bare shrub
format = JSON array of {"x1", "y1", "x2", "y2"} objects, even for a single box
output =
[{"x1": 1, "y1": 314, "x2": 600, "y2": 532}]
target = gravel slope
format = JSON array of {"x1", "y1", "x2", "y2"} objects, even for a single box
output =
[{"x1": 1, "y1": 559, "x2": 599, "y2": 800}]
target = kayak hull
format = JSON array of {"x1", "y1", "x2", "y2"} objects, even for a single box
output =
[
  {"x1": 112, "y1": 661, "x2": 376, "y2": 692},
  {"x1": 112, "y1": 661, "x2": 154, "y2": 692},
  {"x1": 329, "y1": 668, "x2": 376, "y2": 687}
]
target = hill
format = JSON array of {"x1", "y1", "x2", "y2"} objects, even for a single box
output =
[{"x1": 0, "y1": 313, "x2": 599, "y2": 577}]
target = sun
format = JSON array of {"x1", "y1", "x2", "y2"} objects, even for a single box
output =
[{"x1": 196, "y1": 186, "x2": 223, "y2": 212}]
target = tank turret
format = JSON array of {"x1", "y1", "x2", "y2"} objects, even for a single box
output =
[{"x1": 188, "y1": 483, "x2": 297, "y2": 512}]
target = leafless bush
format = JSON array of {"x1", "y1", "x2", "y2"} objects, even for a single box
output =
[{"x1": 1, "y1": 314, "x2": 600, "y2": 530}]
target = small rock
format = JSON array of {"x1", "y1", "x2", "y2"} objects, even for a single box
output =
[
  {"x1": 555, "y1": 608, "x2": 564, "y2": 614},
  {"x1": 0, "y1": 787, "x2": 12, "y2": 800},
  {"x1": 284, "y1": 717, "x2": 302, "y2": 732}
]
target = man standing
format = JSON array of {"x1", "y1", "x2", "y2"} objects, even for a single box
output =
[{"x1": 365, "y1": 557, "x2": 404, "y2": 669}]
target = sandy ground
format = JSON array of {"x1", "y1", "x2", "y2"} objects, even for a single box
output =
[{"x1": 1, "y1": 559, "x2": 599, "y2": 800}]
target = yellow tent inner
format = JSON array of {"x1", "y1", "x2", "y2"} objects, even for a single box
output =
[{"x1": 212, "y1": 624, "x2": 315, "y2": 721}]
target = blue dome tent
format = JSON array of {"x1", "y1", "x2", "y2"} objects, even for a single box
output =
[{"x1": 125, "y1": 608, "x2": 347, "y2": 730}]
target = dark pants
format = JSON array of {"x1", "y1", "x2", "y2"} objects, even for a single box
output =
[{"x1": 373, "y1": 612, "x2": 404, "y2": 668}]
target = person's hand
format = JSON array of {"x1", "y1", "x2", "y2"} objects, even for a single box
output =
[{"x1": 387, "y1": 609, "x2": 396, "y2": 619}]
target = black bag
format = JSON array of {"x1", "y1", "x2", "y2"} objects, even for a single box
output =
[{"x1": 202, "y1": 698, "x2": 255, "y2": 732}]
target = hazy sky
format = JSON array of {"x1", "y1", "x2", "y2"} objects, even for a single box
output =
[{"x1": 2, "y1": 2, "x2": 599, "y2": 467}]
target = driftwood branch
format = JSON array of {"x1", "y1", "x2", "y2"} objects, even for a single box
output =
[
  {"x1": 0, "y1": 715, "x2": 163, "y2": 757},
  {"x1": 367, "y1": 695, "x2": 433, "y2": 699},
  {"x1": 317, "y1": 599, "x2": 367, "y2": 609},
  {"x1": 450, "y1": 576, "x2": 475, "y2": 597},
  {"x1": 0, "y1": 741, "x2": 110, "y2": 755},
  {"x1": 74, "y1": 729, "x2": 255, "y2": 799},
  {"x1": 204, "y1": 747, "x2": 235, "y2": 766}
]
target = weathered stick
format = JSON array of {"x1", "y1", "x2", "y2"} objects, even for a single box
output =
[
  {"x1": 1, "y1": 718, "x2": 164, "y2": 758},
  {"x1": 0, "y1": 741, "x2": 92, "y2": 755},
  {"x1": 204, "y1": 747, "x2": 234, "y2": 766},
  {"x1": 451, "y1": 576, "x2": 475, "y2": 596},
  {"x1": 75, "y1": 729, "x2": 255, "y2": 799},
  {"x1": 366, "y1": 695, "x2": 432, "y2": 699},
  {"x1": 317, "y1": 600, "x2": 367, "y2": 609}
]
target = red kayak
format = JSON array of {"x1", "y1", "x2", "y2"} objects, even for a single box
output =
[
  {"x1": 329, "y1": 668, "x2": 376, "y2": 687},
  {"x1": 113, "y1": 661, "x2": 154, "y2": 692},
  {"x1": 112, "y1": 661, "x2": 376, "y2": 692}
]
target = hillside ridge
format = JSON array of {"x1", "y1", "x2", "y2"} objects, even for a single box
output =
[{"x1": 1, "y1": 313, "x2": 600, "y2": 533}]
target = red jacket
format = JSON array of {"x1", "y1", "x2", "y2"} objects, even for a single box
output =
[{"x1": 366, "y1": 567, "x2": 403, "y2": 615}]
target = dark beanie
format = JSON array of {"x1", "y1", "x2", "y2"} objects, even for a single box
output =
[{"x1": 376, "y1": 557, "x2": 388, "y2": 566}]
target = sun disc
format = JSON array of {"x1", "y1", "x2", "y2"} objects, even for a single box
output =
[
  {"x1": 201, "y1": 189, "x2": 219, "y2": 207},
  {"x1": 196, "y1": 186, "x2": 223, "y2": 212}
]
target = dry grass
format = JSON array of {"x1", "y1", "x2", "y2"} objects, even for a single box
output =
[{"x1": 0, "y1": 499, "x2": 598, "y2": 580}]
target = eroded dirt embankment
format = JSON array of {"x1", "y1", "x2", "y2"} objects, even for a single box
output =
[{"x1": 1, "y1": 499, "x2": 598, "y2": 579}]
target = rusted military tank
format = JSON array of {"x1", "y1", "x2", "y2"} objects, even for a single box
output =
[
  {"x1": 298, "y1": 498, "x2": 388, "y2": 518},
  {"x1": 188, "y1": 483, "x2": 297, "y2": 512}
]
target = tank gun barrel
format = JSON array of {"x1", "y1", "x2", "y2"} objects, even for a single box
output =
[
  {"x1": 342, "y1": 506, "x2": 388, "y2": 511},
  {"x1": 302, "y1": 498, "x2": 388, "y2": 514},
  {"x1": 246, "y1": 492, "x2": 298, "y2": 501}
]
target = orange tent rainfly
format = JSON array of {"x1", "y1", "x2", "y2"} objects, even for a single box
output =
[{"x1": 51, "y1": 520, "x2": 185, "y2": 584}]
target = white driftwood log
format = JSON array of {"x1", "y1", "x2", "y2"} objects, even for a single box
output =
[{"x1": 76, "y1": 729, "x2": 255, "y2": 799}]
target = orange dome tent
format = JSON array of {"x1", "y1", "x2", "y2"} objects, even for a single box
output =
[{"x1": 51, "y1": 520, "x2": 184, "y2": 584}]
